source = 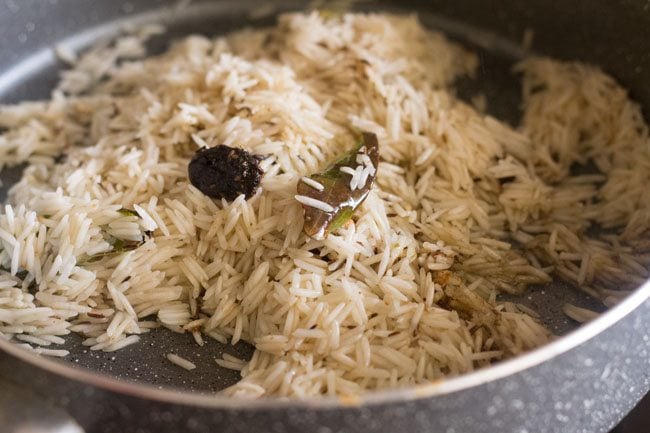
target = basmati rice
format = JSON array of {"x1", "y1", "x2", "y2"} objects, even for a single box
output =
[
  {"x1": 294, "y1": 195, "x2": 336, "y2": 213},
  {"x1": 300, "y1": 177, "x2": 325, "y2": 191},
  {"x1": 562, "y1": 303, "x2": 600, "y2": 323},
  {"x1": 166, "y1": 353, "x2": 197, "y2": 371},
  {"x1": 0, "y1": 11, "x2": 647, "y2": 398}
]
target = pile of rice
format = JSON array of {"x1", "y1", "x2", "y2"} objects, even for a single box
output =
[{"x1": 0, "y1": 12, "x2": 648, "y2": 397}]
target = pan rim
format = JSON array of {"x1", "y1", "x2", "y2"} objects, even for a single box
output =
[{"x1": 1, "y1": 279, "x2": 648, "y2": 410}]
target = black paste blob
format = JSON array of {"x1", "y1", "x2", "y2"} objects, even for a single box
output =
[{"x1": 188, "y1": 145, "x2": 263, "y2": 201}]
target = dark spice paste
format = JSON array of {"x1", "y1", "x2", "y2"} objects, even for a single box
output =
[{"x1": 188, "y1": 145, "x2": 263, "y2": 201}]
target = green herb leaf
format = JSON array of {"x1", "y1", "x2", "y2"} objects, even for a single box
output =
[
  {"x1": 83, "y1": 238, "x2": 144, "y2": 263},
  {"x1": 118, "y1": 208, "x2": 139, "y2": 217},
  {"x1": 76, "y1": 210, "x2": 145, "y2": 264},
  {"x1": 297, "y1": 132, "x2": 379, "y2": 240}
]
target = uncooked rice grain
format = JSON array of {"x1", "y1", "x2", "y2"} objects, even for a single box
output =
[
  {"x1": 300, "y1": 177, "x2": 325, "y2": 191},
  {"x1": 294, "y1": 195, "x2": 335, "y2": 213},
  {"x1": 562, "y1": 303, "x2": 600, "y2": 323},
  {"x1": 166, "y1": 353, "x2": 197, "y2": 371}
]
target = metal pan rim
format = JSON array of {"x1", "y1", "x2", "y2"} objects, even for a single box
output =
[{"x1": 1, "y1": 279, "x2": 648, "y2": 410}]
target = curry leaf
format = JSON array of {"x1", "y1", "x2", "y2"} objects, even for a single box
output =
[
  {"x1": 296, "y1": 132, "x2": 379, "y2": 240},
  {"x1": 82, "y1": 238, "x2": 144, "y2": 264},
  {"x1": 79, "y1": 209, "x2": 145, "y2": 264}
]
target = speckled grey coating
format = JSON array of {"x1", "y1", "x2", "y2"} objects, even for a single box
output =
[
  {"x1": 0, "y1": 298, "x2": 647, "y2": 433},
  {"x1": 0, "y1": 1, "x2": 648, "y2": 432}
]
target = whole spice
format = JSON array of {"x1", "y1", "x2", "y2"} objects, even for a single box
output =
[
  {"x1": 188, "y1": 145, "x2": 263, "y2": 201},
  {"x1": 296, "y1": 132, "x2": 379, "y2": 239}
]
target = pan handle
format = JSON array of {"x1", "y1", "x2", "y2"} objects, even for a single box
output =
[{"x1": 0, "y1": 378, "x2": 85, "y2": 433}]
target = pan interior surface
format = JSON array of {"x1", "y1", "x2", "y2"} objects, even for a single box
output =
[{"x1": 0, "y1": 0, "x2": 643, "y2": 396}]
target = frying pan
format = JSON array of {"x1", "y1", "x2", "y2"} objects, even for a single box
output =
[{"x1": 0, "y1": 1, "x2": 649, "y2": 432}]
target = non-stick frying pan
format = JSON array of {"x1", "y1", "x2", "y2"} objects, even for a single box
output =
[{"x1": 0, "y1": 1, "x2": 648, "y2": 432}]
